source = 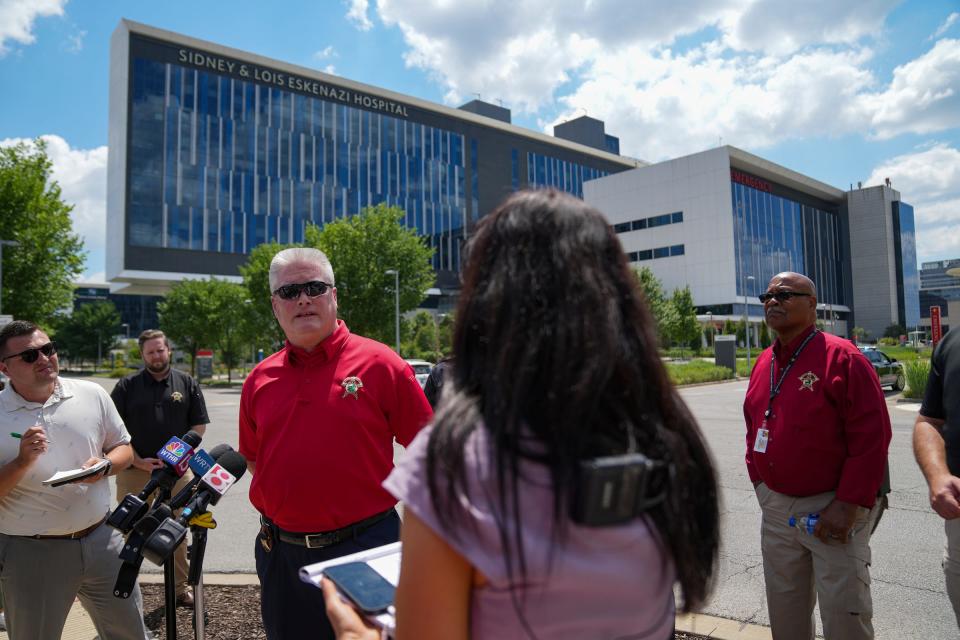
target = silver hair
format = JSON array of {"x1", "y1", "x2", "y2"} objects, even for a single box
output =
[{"x1": 269, "y1": 248, "x2": 335, "y2": 292}]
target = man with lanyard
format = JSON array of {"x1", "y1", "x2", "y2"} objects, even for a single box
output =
[
  {"x1": 0, "y1": 320, "x2": 149, "y2": 639},
  {"x1": 913, "y1": 324, "x2": 960, "y2": 626},
  {"x1": 110, "y1": 329, "x2": 209, "y2": 607},
  {"x1": 743, "y1": 272, "x2": 891, "y2": 640},
  {"x1": 239, "y1": 247, "x2": 432, "y2": 639}
]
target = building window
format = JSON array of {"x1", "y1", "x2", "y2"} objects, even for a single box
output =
[
  {"x1": 611, "y1": 211, "x2": 683, "y2": 234},
  {"x1": 653, "y1": 246, "x2": 669, "y2": 259},
  {"x1": 670, "y1": 244, "x2": 685, "y2": 256}
]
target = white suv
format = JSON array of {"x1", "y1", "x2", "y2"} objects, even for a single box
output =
[{"x1": 404, "y1": 359, "x2": 434, "y2": 388}]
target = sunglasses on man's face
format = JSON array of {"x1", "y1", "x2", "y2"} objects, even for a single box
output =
[
  {"x1": 273, "y1": 280, "x2": 332, "y2": 300},
  {"x1": 2, "y1": 342, "x2": 57, "y2": 364},
  {"x1": 758, "y1": 291, "x2": 811, "y2": 304}
]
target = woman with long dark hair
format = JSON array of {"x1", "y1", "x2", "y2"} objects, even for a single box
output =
[{"x1": 324, "y1": 189, "x2": 719, "y2": 639}]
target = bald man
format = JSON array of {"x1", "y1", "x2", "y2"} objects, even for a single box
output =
[{"x1": 743, "y1": 272, "x2": 892, "y2": 640}]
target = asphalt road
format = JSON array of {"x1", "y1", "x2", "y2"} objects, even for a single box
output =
[{"x1": 86, "y1": 374, "x2": 955, "y2": 638}]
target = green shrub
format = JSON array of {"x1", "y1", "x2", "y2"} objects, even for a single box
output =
[
  {"x1": 666, "y1": 360, "x2": 735, "y2": 385},
  {"x1": 903, "y1": 359, "x2": 931, "y2": 399},
  {"x1": 108, "y1": 367, "x2": 136, "y2": 378},
  {"x1": 878, "y1": 337, "x2": 898, "y2": 346}
]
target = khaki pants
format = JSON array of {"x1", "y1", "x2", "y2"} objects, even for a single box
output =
[
  {"x1": 115, "y1": 467, "x2": 193, "y2": 596},
  {"x1": 755, "y1": 483, "x2": 878, "y2": 640},
  {"x1": 943, "y1": 518, "x2": 960, "y2": 627}
]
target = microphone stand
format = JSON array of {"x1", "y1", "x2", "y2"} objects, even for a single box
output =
[
  {"x1": 188, "y1": 520, "x2": 210, "y2": 640},
  {"x1": 151, "y1": 486, "x2": 179, "y2": 640}
]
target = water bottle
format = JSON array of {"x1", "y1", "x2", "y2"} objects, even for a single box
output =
[{"x1": 788, "y1": 512, "x2": 819, "y2": 534}]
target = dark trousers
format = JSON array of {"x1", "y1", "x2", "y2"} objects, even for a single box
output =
[{"x1": 254, "y1": 511, "x2": 400, "y2": 640}]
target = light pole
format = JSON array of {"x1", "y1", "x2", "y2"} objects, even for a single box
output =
[
  {"x1": 744, "y1": 275, "x2": 755, "y2": 371},
  {"x1": 385, "y1": 269, "x2": 400, "y2": 354},
  {"x1": 0, "y1": 239, "x2": 20, "y2": 315}
]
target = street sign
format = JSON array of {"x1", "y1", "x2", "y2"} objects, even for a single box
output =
[
  {"x1": 196, "y1": 349, "x2": 214, "y2": 379},
  {"x1": 931, "y1": 306, "x2": 942, "y2": 346}
]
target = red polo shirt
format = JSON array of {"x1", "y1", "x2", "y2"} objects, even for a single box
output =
[
  {"x1": 743, "y1": 325, "x2": 891, "y2": 507},
  {"x1": 239, "y1": 321, "x2": 433, "y2": 531}
]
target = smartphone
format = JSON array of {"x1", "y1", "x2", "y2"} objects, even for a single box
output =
[{"x1": 324, "y1": 562, "x2": 396, "y2": 615}]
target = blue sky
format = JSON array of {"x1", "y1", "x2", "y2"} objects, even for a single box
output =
[{"x1": 1, "y1": 0, "x2": 958, "y2": 281}]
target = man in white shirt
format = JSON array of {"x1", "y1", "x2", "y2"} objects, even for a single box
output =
[{"x1": 0, "y1": 320, "x2": 148, "y2": 640}]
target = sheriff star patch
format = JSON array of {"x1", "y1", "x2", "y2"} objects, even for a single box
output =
[
  {"x1": 798, "y1": 371, "x2": 819, "y2": 392},
  {"x1": 341, "y1": 376, "x2": 363, "y2": 399},
  {"x1": 171, "y1": 391, "x2": 184, "y2": 402}
]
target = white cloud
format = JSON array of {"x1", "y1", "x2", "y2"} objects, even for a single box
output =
[
  {"x1": 931, "y1": 12, "x2": 959, "y2": 40},
  {"x1": 866, "y1": 144, "x2": 960, "y2": 262},
  {"x1": 867, "y1": 38, "x2": 960, "y2": 139},
  {"x1": 366, "y1": 0, "x2": 960, "y2": 160},
  {"x1": 345, "y1": 0, "x2": 373, "y2": 31},
  {"x1": 63, "y1": 28, "x2": 85, "y2": 54},
  {"x1": 313, "y1": 45, "x2": 337, "y2": 60},
  {"x1": 0, "y1": 135, "x2": 107, "y2": 276},
  {"x1": 0, "y1": 0, "x2": 66, "y2": 56},
  {"x1": 722, "y1": 0, "x2": 898, "y2": 55}
]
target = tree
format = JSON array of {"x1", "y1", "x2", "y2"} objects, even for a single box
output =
[
  {"x1": 0, "y1": 140, "x2": 85, "y2": 324},
  {"x1": 159, "y1": 278, "x2": 257, "y2": 380},
  {"x1": 239, "y1": 241, "x2": 292, "y2": 352},
  {"x1": 412, "y1": 312, "x2": 440, "y2": 362},
  {"x1": 633, "y1": 267, "x2": 668, "y2": 342},
  {"x1": 759, "y1": 321, "x2": 772, "y2": 348},
  {"x1": 438, "y1": 313, "x2": 455, "y2": 357},
  {"x1": 53, "y1": 301, "x2": 120, "y2": 370},
  {"x1": 308, "y1": 204, "x2": 435, "y2": 344},
  {"x1": 852, "y1": 326, "x2": 869, "y2": 344},
  {"x1": 723, "y1": 319, "x2": 737, "y2": 336},
  {"x1": 665, "y1": 286, "x2": 700, "y2": 360},
  {"x1": 883, "y1": 323, "x2": 906, "y2": 339}
]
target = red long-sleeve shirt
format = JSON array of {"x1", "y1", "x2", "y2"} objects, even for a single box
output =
[{"x1": 743, "y1": 325, "x2": 891, "y2": 507}]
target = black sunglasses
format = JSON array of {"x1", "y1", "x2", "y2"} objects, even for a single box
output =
[
  {"x1": 273, "y1": 280, "x2": 333, "y2": 300},
  {"x1": 2, "y1": 342, "x2": 57, "y2": 363},
  {"x1": 758, "y1": 291, "x2": 811, "y2": 303}
]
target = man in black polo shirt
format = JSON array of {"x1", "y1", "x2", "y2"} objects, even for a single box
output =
[
  {"x1": 111, "y1": 329, "x2": 209, "y2": 607},
  {"x1": 914, "y1": 327, "x2": 960, "y2": 627}
]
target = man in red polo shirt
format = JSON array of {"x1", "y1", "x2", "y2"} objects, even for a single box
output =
[
  {"x1": 744, "y1": 272, "x2": 891, "y2": 640},
  {"x1": 239, "y1": 247, "x2": 432, "y2": 640}
]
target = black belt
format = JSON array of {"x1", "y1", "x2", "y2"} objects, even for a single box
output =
[
  {"x1": 262, "y1": 508, "x2": 395, "y2": 549},
  {"x1": 23, "y1": 514, "x2": 107, "y2": 540}
]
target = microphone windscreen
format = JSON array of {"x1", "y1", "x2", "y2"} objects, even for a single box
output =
[
  {"x1": 208, "y1": 443, "x2": 234, "y2": 460},
  {"x1": 215, "y1": 451, "x2": 248, "y2": 480},
  {"x1": 181, "y1": 430, "x2": 203, "y2": 448}
]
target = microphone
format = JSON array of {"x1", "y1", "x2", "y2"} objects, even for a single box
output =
[
  {"x1": 167, "y1": 443, "x2": 234, "y2": 510},
  {"x1": 142, "y1": 451, "x2": 248, "y2": 565},
  {"x1": 107, "y1": 430, "x2": 203, "y2": 533}
]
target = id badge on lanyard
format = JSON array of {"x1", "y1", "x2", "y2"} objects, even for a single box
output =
[
  {"x1": 755, "y1": 329, "x2": 818, "y2": 456},
  {"x1": 753, "y1": 421, "x2": 769, "y2": 453}
]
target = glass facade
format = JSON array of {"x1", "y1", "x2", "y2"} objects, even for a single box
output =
[
  {"x1": 526, "y1": 151, "x2": 609, "y2": 198},
  {"x1": 128, "y1": 57, "x2": 468, "y2": 272},
  {"x1": 893, "y1": 201, "x2": 921, "y2": 329},
  {"x1": 731, "y1": 181, "x2": 845, "y2": 306}
]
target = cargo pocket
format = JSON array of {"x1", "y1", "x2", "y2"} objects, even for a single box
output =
[{"x1": 844, "y1": 543, "x2": 873, "y2": 616}]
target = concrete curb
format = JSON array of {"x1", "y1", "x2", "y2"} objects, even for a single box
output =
[{"x1": 676, "y1": 613, "x2": 772, "y2": 639}]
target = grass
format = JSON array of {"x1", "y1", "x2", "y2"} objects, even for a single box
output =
[
  {"x1": 666, "y1": 360, "x2": 735, "y2": 385},
  {"x1": 903, "y1": 359, "x2": 931, "y2": 399},
  {"x1": 874, "y1": 345, "x2": 933, "y2": 362}
]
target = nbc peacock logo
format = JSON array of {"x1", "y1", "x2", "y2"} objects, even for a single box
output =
[{"x1": 165, "y1": 441, "x2": 187, "y2": 457}]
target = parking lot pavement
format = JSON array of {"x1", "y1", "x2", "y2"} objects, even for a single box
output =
[
  {"x1": 85, "y1": 374, "x2": 955, "y2": 638},
  {"x1": 681, "y1": 380, "x2": 957, "y2": 640}
]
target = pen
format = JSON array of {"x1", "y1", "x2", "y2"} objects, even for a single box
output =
[{"x1": 10, "y1": 432, "x2": 53, "y2": 445}]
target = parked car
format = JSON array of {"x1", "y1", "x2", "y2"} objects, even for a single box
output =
[
  {"x1": 858, "y1": 346, "x2": 905, "y2": 391},
  {"x1": 404, "y1": 359, "x2": 434, "y2": 388}
]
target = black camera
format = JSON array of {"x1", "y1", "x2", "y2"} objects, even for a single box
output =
[{"x1": 570, "y1": 452, "x2": 669, "y2": 527}]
